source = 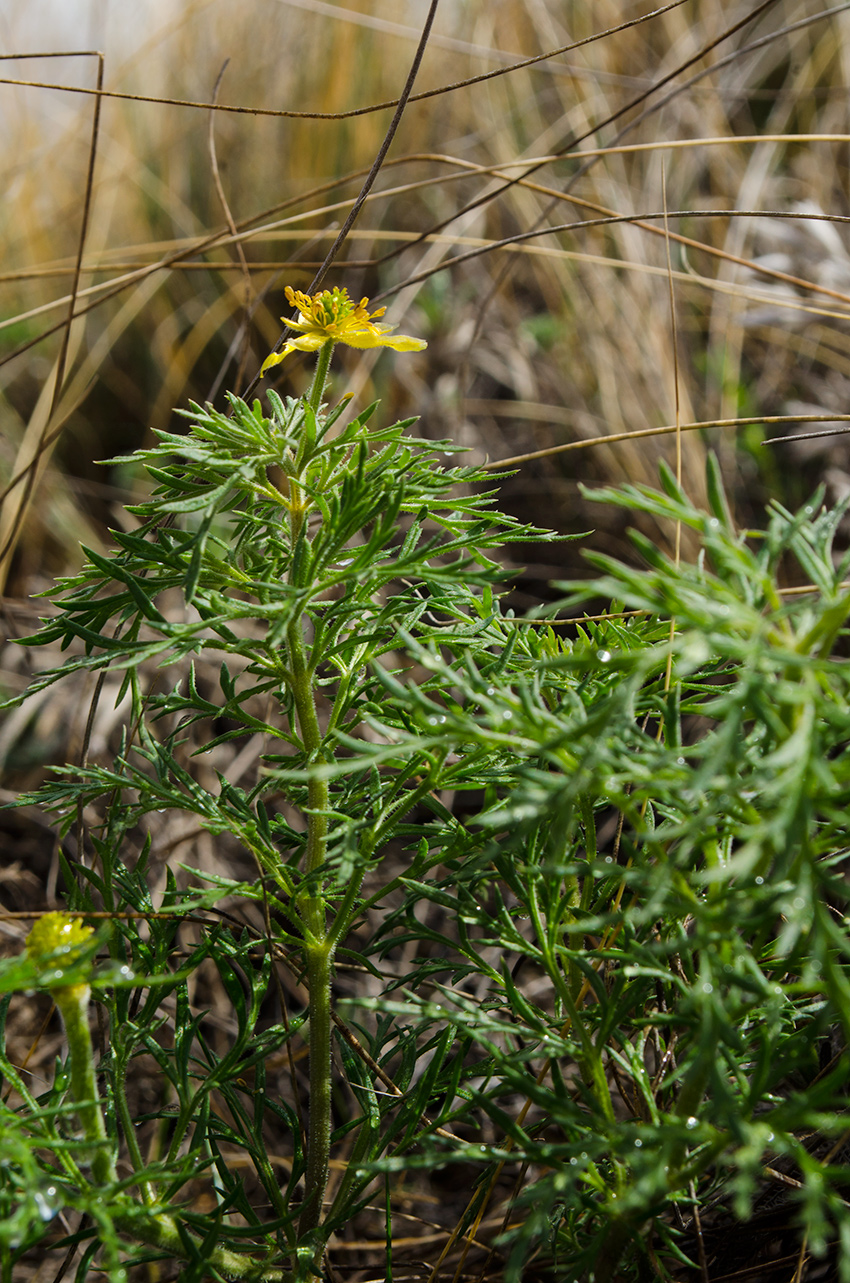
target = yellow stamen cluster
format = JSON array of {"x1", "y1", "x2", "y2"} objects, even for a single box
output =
[
  {"x1": 290, "y1": 286, "x2": 377, "y2": 332},
  {"x1": 261, "y1": 285, "x2": 426, "y2": 374}
]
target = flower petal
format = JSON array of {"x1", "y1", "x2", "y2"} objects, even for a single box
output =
[
  {"x1": 379, "y1": 335, "x2": 428, "y2": 352},
  {"x1": 286, "y1": 334, "x2": 330, "y2": 353},
  {"x1": 261, "y1": 334, "x2": 334, "y2": 375},
  {"x1": 342, "y1": 331, "x2": 427, "y2": 352},
  {"x1": 280, "y1": 316, "x2": 317, "y2": 336},
  {"x1": 260, "y1": 347, "x2": 292, "y2": 375}
]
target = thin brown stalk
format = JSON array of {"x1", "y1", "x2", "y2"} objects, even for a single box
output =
[
  {"x1": 0, "y1": 51, "x2": 103, "y2": 590},
  {"x1": 239, "y1": 0, "x2": 441, "y2": 403},
  {"x1": 208, "y1": 59, "x2": 253, "y2": 393},
  {"x1": 0, "y1": 2, "x2": 691, "y2": 125}
]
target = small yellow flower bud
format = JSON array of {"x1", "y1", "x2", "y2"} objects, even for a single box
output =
[
  {"x1": 26, "y1": 913, "x2": 93, "y2": 965},
  {"x1": 27, "y1": 913, "x2": 95, "y2": 1008}
]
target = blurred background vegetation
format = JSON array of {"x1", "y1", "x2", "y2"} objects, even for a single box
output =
[{"x1": 3, "y1": 0, "x2": 850, "y2": 615}]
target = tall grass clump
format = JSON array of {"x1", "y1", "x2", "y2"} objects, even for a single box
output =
[{"x1": 3, "y1": 283, "x2": 850, "y2": 1280}]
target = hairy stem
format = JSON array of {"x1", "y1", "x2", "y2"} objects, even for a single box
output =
[
  {"x1": 584, "y1": 1216, "x2": 636, "y2": 1283},
  {"x1": 289, "y1": 614, "x2": 332, "y2": 1239},
  {"x1": 53, "y1": 984, "x2": 116, "y2": 1188},
  {"x1": 113, "y1": 1040, "x2": 157, "y2": 1206},
  {"x1": 298, "y1": 943, "x2": 333, "y2": 1237},
  {"x1": 307, "y1": 339, "x2": 334, "y2": 415}
]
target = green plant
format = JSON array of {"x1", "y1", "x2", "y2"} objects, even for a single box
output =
[
  {"x1": 2, "y1": 291, "x2": 560, "y2": 1279},
  {"x1": 4, "y1": 291, "x2": 850, "y2": 1282}
]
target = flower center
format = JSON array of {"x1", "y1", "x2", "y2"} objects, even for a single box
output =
[{"x1": 285, "y1": 285, "x2": 386, "y2": 335}]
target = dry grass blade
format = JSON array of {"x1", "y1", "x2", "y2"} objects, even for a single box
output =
[
  {"x1": 0, "y1": 50, "x2": 103, "y2": 594},
  {"x1": 208, "y1": 59, "x2": 253, "y2": 395}
]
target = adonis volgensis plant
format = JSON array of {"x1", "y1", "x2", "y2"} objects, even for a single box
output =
[
  {"x1": 4, "y1": 286, "x2": 850, "y2": 1282},
  {"x1": 1, "y1": 288, "x2": 559, "y2": 1280}
]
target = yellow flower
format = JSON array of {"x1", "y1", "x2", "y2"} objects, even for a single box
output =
[{"x1": 261, "y1": 286, "x2": 426, "y2": 374}]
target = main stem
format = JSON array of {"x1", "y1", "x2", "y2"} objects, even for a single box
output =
[
  {"x1": 307, "y1": 339, "x2": 334, "y2": 419},
  {"x1": 290, "y1": 340, "x2": 334, "y2": 1242},
  {"x1": 288, "y1": 614, "x2": 332, "y2": 1238},
  {"x1": 582, "y1": 1059, "x2": 714, "y2": 1283}
]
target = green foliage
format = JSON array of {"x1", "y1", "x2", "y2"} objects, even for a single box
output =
[{"x1": 4, "y1": 369, "x2": 850, "y2": 1280}]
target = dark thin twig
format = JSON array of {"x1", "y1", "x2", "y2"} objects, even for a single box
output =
[
  {"x1": 373, "y1": 206, "x2": 850, "y2": 303},
  {"x1": 208, "y1": 59, "x2": 253, "y2": 395},
  {"x1": 238, "y1": 0, "x2": 441, "y2": 404},
  {"x1": 764, "y1": 426, "x2": 850, "y2": 445},
  {"x1": 0, "y1": 4, "x2": 689, "y2": 124},
  {"x1": 369, "y1": 0, "x2": 783, "y2": 288},
  {"x1": 688, "y1": 1180, "x2": 710, "y2": 1282},
  {"x1": 0, "y1": 51, "x2": 103, "y2": 59},
  {"x1": 374, "y1": 205, "x2": 850, "y2": 305},
  {"x1": 48, "y1": 1229, "x2": 86, "y2": 1283},
  {"x1": 50, "y1": 52, "x2": 104, "y2": 421}
]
